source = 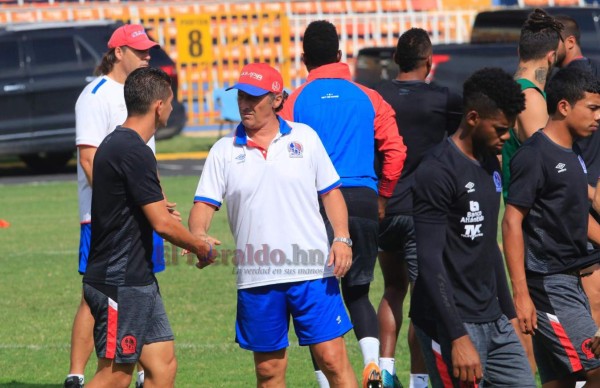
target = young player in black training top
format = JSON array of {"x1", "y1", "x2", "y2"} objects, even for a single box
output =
[
  {"x1": 503, "y1": 67, "x2": 600, "y2": 387},
  {"x1": 410, "y1": 68, "x2": 535, "y2": 387},
  {"x1": 82, "y1": 67, "x2": 213, "y2": 388},
  {"x1": 374, "y1": 27, "x2": 462, "y2": 388}
]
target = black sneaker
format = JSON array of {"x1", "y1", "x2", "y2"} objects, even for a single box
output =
[
  {"x1": 135, "y1": 381, "x2": 144, "y2": 388},
  {"x1": 63, "y1": 376, "x2": 84, "y2": 388}
]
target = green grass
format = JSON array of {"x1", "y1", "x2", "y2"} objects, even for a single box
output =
[
  {"x1": 0, "y1": 176, "x2": 412, "y2": 387},
  {"x1": 156, "y1": 135, "x2": 220, "y2": 154}
]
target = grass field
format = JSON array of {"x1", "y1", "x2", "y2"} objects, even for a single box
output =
[{"x1": 0, "y1": 174, "x2": 412, "y2": 387}]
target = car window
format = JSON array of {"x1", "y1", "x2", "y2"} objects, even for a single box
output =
[
  {"x1": 0, "y1": 39, "x2": 22, "y2": 74},
  {"x1": 30, "y1": 36, "x2": 78, "y2": 66},
  {"x1": 76, "y1": 39, "x2": 96, "y2": 65}
]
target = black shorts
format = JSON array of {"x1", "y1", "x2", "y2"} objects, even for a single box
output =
[
  {"x1": 83, "y1": 282, "x2": 174, "y2": 363},
  {"x1": 378, "y1": 214, "x2": 418, "y2": 282},
  {"x1": 322, "y1": 187, "x2": 379, "y2": 287}
]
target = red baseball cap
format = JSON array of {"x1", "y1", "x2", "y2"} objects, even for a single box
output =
[
  {"x1": 227, "y1": 63, "x2": 283, "y2": 96},
  {"x1": 107, "y1": 24, "x2": 158, "y2": 50}
]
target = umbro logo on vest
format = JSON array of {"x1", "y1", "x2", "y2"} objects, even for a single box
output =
[
  {"x1": 556, "y1": 163, "x2": 567, "y2": 173},
  {"x1": 465, "y1": 182, "x2": 475, "y2": 193}
]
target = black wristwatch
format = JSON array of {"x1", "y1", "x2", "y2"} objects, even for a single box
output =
[{"x1": 333, "y1": 237, "x2": 353, "y2": 247}]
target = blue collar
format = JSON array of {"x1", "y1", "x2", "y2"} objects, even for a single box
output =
[{"x1": 234, "y1": 116, "x2": 292, "y2": 145}]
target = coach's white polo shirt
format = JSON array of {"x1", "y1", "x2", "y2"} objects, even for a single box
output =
[{"x1": 194, "y1": 117, "x2": 341, "y2": 289}]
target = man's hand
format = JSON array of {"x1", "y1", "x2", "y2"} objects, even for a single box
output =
[
  {"x1": 377, "y1": 196, "x2": 388, "y2": 222},
  {"x1": 514, "y1": 292, "x2": 537, "y2": 335},
  {"x1": 195, "y1": 236, "x2": 221, "y2": 269},
  {"x1": 328, "y1": 241, "x2": 352, "y2": 278},
  {"x1": 182, "y1": 234, "x2": 221, "y2": 269},
  {"x1": 589, "y1": 330, "x2": 600, "y2": 358},
  {"x1": 451, "y1": 335, "x2": 482, "y2": 385}
]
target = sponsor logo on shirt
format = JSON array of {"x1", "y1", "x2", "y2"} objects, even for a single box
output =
[
  {"x1": 336, "y1": 315, "x2": 341, "y2": 325},
  {"x1": 235, "y1": 154, "x2": 246, "y2": 163},
  {"x1": 465, "y1": 182, "x2": 475, "y2": 193},
  {"x1": 493, "y1": 171, "x2": 502, "y2": 193},
  {"x1": 321, "y1": 93, "x2": 339, "y2": 99},
  {"x1": 288, "y1": 141, "x2": 303, "y2": 158},
  {"x1": 556, "y1": 163, "x2": 567, "y2": 173},
  {"x1": 578, "y1": 155, "x2": 588, "y2": 174},
  {"x1": 460, "y1": 201, "x2": 484, "y2": 240}
]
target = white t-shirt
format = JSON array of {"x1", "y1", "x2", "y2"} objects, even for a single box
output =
[
  {"x1": 194, "y1": 118, "x2": 342, "y2": 289},
  {"x1": 75, "y1": 76, "x2": 156, "y2": 223}
]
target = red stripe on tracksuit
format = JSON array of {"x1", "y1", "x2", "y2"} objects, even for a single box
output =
[
  {"x1": 547, "y1": 313, "x2": 583, "y2": 372},
  {"x1": 105, "y1": 298, "x2": 118, "y2": 359},
  {"x1": 432, "y1": 340, "x2": 454, "y2": 388}
]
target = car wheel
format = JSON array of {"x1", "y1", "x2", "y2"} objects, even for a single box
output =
[{"x1": 20, "y1": 151, "x2": 74, "y2": 172}]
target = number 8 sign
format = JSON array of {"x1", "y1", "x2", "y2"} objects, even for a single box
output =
[{"x1": 176, "y1": 15, "x2": 213, "y2": 64}]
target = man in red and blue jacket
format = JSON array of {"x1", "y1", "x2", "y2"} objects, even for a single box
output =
[{"x1": 280, "y1": 20, "x2": 406, "y2": 388}]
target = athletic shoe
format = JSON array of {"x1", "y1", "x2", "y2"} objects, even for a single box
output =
[
  {"x1": 63, "y1": 376, "x2": 84, "y2": 388},
  {"x1": 362, "y1": 361, "x2": 383, "y2": 388},
  {"x1": 381, "y1": 370, "x2": 403, "y2": 388},
  {"x1": 135, "y1": 381, "x2": 144, "y2": 388}
]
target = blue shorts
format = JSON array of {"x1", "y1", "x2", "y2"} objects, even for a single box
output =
[
  {"x1": 78, "y1": 224, "x2": 165, "y2": 274},
  {"x1": 235, "y1": 277, "x2": 353, "y2": 352}
]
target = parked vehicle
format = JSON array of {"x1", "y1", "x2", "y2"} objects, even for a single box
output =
[
  {"x1": 0, "y1": 20, "x2": 186, "y2": 171},
  {"x1": 355, "y1": 7, "x2": 600, "y2": 94}
]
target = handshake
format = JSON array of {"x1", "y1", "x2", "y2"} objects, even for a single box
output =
[{"x1": 181, "y1": 235, "x2": 221, "y2": 269}]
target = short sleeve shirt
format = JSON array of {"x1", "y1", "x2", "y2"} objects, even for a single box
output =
[
  {"x1": 194, "y1": 118, "x2": 341, "y2": 289},
  {"x1": 507, "y1": 131, "x2": 599, "y2": 274},
  {"x1": 75, "y1": 76, "x2": 156, "y2": 223},
  {"x1": 82, "y1": 127, "x2": 163, "y2": 287}
]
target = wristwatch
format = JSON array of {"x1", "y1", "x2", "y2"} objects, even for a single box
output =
[{"x1": 333, "y1": 237, "x2": 353, "y2": 247}]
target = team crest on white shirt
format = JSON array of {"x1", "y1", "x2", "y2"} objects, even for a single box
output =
[{"x1": 288, "y1": 141, "x2": 303, "y2": 158}]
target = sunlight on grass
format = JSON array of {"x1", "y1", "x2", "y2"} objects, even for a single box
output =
[{"x1": 0, "y1": 176, "x2": 411, "y2": 387}]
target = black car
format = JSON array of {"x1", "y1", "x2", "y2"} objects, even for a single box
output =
[
  {"x1": 0, "y1": 20, "x2": 186, "y2": 171},
  {"x1": 355, "y1": 7, "x2": 600, "y2": 94}
]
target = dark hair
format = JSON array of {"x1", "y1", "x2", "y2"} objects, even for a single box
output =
[
  {"x1": 302, "y1": 20, "x2": 339, "y2": 68},
  {"x1": 270, "y1": 91, "x2": 289, "y2": 113},
  {"x1": 124, "y1": 67, "x2": 172, "y2": 116},
  {"x1": 519, "y1": 9, "x2": 563, "y2": 61},
  {"x1": 546, "y1": 67, "x2": 600, "y2": 114},
  {"x1": 555, "y1": 14, "x2": 581, "y2": 45},
  {"x1": 463, "y1": 68, "x2": 525, "y2": 119},
  {"x1": 393, "y1": 28, "x2": 432, "y2": 73},
  {"x1": 95, "y1": 47, "x2": 118, "y2": 76}
]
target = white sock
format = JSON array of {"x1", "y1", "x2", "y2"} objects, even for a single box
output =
[
  {"x1": 67, "y1": 374, "x2": 84, "y2": 384},
  {"x1": 315, "y1": 370, "x2": 330, "y2": 388},
  {"x1": 409, "y1": 373, "x2": 429, "y2": 388},
  {"x1": 379, "y1": 357, "x2": 395, "y2": 375},
  {"x1": 137, "y1": 370, "x2": 145, "y2": 384},
  {"x1": 358, "y1": 337, "x2": 380, "y2": 366}
]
